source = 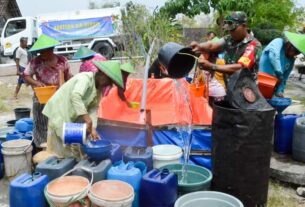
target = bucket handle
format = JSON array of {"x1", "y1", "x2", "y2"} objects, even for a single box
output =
[{"x1": 45, "y1": 166, "x2": 93, "y2": 207}]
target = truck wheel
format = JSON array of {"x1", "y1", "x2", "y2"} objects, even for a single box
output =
[{"x1": 92, "y1": 42, "x2": 114, "y2": 59}]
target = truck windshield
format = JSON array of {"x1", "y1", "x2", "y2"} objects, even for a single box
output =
[{"x1": 4, "y1": 19, "x2": 26, "y2": 38}]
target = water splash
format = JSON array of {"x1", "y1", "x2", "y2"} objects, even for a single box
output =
[{"x1": 174, "y1": 79, "x2": 193, "y2": 184}]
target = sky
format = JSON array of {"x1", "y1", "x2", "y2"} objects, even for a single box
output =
[
  {"x1": 16, "y1": 0, "x2": 166, "y2": 16},
  {"x1": 16, "y1": 0, "x2": 305, "y2": 16}
]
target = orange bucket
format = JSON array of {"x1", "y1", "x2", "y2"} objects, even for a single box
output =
[
  {"x1": 257, "y1": 72, "x2": 278, "y2": 99},
  {"x1": 34, "y1": 86, "x2": 57, "y2": 104},
  {"x1": 189, "y1": 83, "x2": 206, "y2": 97}
]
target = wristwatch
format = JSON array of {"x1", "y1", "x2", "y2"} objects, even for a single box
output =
[{"x1": 211, "y1": 64, "x2": 217, "y2": 71}]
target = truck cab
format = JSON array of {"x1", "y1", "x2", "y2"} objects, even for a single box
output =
[
  {"x1": 1, "y1": 8, "x2": 124, "y2": 59},
  {"x1": 0, "y1": 17, "x2": 37, "y2": 57}
]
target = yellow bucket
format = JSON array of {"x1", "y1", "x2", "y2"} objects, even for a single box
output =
[{"x1": 34, "y1": 86, "x2": 57, "y2": 104}]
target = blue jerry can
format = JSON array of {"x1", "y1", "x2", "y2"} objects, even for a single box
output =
[
  {"x1": 123, "y1": 146, "x2": 153, "y2": 171},
  {"x1": 140, "y1": 168, "x2": 178, "y2": 207},
  {"x1": 107, "y1": 161, "x2": 146, "y2": 207},
  {"x1": 35, "y1": 156, "x2": 76, "y2": 181},
  {"x1": 10, "y1": 172, "x2": 49, "y2": 207},
  {"x1": 274, "y1": 114, "x2": 299, "y2": 154},
  {"x1": 72, "y1": 159, "x2": 112, "y2": 183}
]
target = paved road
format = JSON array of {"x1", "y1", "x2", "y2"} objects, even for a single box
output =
[{"x1": 0, "y1": 60, "x2": 82, "y2": 77}]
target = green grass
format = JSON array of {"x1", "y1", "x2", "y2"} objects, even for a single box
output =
[{"x1": 268, "y1": 181, "x2": 302, "y2": 207}]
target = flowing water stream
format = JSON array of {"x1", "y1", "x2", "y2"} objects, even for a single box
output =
[{"x1": 174, "y1": 79, "x2": 193, "y2": 184}]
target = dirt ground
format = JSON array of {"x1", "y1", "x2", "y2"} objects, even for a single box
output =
[{"x1": 0, "y1": 65, "x2": 305, "y2": 206}]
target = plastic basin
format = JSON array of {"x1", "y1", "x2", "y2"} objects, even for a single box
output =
[
  {"x1": 161, "y1": 163, "x2": 212, "y2": 194},
  {"x1": 175, "y1": 191, "x2": 244, "y2": 207},
  {"x1": 34, "y1": 86, "x2": 57, "y2": 104},
  {"x1": 83, "y1": 140, "x2": 112, "y2": 162}
]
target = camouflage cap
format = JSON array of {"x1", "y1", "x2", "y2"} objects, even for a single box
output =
[{"x1": 223, "y1": 11, "x2": 247, "y2": 31}]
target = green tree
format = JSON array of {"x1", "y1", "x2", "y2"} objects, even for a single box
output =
[
  {"x1": 159, "y1": 0, "x2": 211, "y2": 18},
  {"x1": 122, "y1": 2, "x2": 182, "y2": 61},
  {"x1": 159, "y1": 0, "x2": 302, "y2": 32}
]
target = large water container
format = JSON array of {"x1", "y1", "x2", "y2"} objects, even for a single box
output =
[
  {"x1": 292, "y1": 117, "x2": 305, "y2": 162},
  {"x1": 72, "y1": 159, "x2": 112, "y2": 183},
  {"x1": 140, "y1": 169, "x2": 178, "y2": 207},
  {"x1": 212, "y1": 101, "x2": 275, "y2": 206},
  {"x1": 10, "y1": 172, "x2": 49, "y2": 207},
  {"x1": 0, "y1": 141, "x2": 3, "y2": 179},
  {"x1": 123, "y1": 146, "x2": 153, "y2": 171},
  {"x1": 274, "y1": 114, "x2": 299, "y2": 154},
  {"x1": 107, "y1": 161, "x2": 146, "y2": 207},
  {"x1": 35, "y1": 156, "x2": 76, "y2": 181}
]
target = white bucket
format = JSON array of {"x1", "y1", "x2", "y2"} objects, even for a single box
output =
[
  {"x1": 152, "y1": 144, "x2": 183, "y2": 169},
  {"x1": 1, "y1": 139, "x2": 32, "y2": 180},
  {"x1": 45, "y1": 167, "x2": 93, "y2": 207},
  {"x1": 89, "y1": 180, "x2": 134, "y2": 207}
]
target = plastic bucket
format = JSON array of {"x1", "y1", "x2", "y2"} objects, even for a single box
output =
[
  {"x1": 175, "y1": 191, "x2": 244, "y2": 207},
  {"x1": 89, "y1": 180, "x2": 134, "y2": 207},
  {"x1": 161, "y1": 164, "x2": 212, "y2": 195},
  {"x1": 34, "y1": 86, "x2": 57, "y2": 104},
  {"x1": 158, "y1": 42, "x2": 196, "y2": 79},
  {"x1": 152, "y1": 144, "x2": 182, "y2": 169},
  {"x1": 257, "y1": 72, "x2": 278, "y2": 99},
  {"x1": 1, "y1": 139, "x2": 33, "y2": 180},
  {"x1": 189, "y1": 83, "x2": 206, "y2": 97},
  {"x1": 6, "y1": 120, "x2": 16, "y2": 127},
  {"x1": 45, "y1": 167, "x2": 93, "y2": 207},
  {"x1": 63, "y1": 123, "x2": 86, "y2": 145},
  {"x1": 14, "y1": 108, "x2": 31, "y2": 120}
]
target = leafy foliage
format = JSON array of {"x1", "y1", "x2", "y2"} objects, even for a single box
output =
[
  {"x1": 159, "y1": 0, "x2": 210, "y2": 18},
  {"x1": 160, "y1": 0, "x2": 302, "y2": 32},
  {"x1": 122, "y1": 2, "x2": 182, "y2": 61},
  {"x1": 252, "y1": 23, "x2": 282, "y2": 46}
]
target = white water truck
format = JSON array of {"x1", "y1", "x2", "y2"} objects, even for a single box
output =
[{"x1": 0, "y1": 7, "x2": 124, "y2": 59}]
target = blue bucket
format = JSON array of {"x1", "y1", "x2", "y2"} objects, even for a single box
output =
[{"x1": 63, "y1": 123, "x2": 86, "y2": 144}]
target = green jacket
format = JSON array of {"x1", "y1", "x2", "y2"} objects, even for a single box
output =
[{"x1": 43, "y1": 72, "x2": 99, "y2": 138}]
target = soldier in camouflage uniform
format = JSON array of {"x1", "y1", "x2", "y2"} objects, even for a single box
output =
[{"x1": 191, "y1": 11, "x2": 262, "y2": 81}]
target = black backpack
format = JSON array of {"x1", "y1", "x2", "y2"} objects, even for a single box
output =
[{"x1": 13, "y1": 47, "x2": 19, "y2": 61}]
